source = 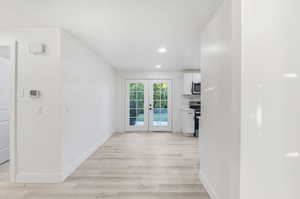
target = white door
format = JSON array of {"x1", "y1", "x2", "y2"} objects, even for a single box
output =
[
  {"x1": 183, "y1": 73, "x2": 193, "y2": 95},
  {"x1": 125, "y1": 80, "x2": 149, "y2": 131},
  {"x1": 149, "y1": 80, "x2": 172, "y2": 131},
  {"x1": 0, "y1": 56, "x2": 9, "y2": 164},
  {"x1": 125, "y1": 80, "x2": 172, "y2": 132}
]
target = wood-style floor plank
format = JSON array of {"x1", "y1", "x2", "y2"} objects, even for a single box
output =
[{"x1": 0, "y1": 132, "x2": 209, "y2": 199}]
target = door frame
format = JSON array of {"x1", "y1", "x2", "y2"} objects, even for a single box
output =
[
  {"x1": 0, "y1": 40, "x2": 17, "y2": 182},
  {"x1": 124, "y1": 79, "x2": 173, "y2": 132}
]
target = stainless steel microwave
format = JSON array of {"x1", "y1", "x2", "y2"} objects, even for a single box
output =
[{"x1": 192, "y1": 82, "x2": 201, "y2": 95}]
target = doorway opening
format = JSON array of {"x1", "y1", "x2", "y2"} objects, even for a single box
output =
[
  {"x1": 125, "y1": 80, "x2": 172, "y2": 132},
  {"x1": 0, "y1": 41, "x2": 16, "y2": 183}
]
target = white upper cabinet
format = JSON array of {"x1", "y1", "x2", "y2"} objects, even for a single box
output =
[
  {"x1": 183, "y1": 72, "x2": 201, "y2": 95},
  {"x1": 183, "y1": 73, "x2": 193, "y2": 95}
]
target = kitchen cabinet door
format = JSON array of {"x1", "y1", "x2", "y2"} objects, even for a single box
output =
[
  {"x1": 183, "y1": 73, "x2": 193, "y2": 95},
  {"x1": 182, "y1": 110, "x2": 194, "y2": 134}
]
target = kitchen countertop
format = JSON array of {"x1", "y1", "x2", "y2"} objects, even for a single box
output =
[{"x1": 180, "y1": 108, "x2": 193, "y2": 111}]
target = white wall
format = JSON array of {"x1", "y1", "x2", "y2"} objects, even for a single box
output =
[
  {"x1": 201, "y1": 0, "x2": 300, "y2": 198},
  {"x1": 0, "y1": 28, "x2": 116, "y2": 183},
  {"x1": 240, "y1": 0, "x2": 300, "y2": 198},
  {"x1": 61, "y1": 31, "x2": 116, "y2": 179},
  {"x1": 199, "y1": 0, "x2": 240, "y2": 199},
  {"x1": 115, "y1": 72, "x2": 198, "y2": 133},
  {"x1": 0, "y1": 29, "x2": 63, "y2": 182}
]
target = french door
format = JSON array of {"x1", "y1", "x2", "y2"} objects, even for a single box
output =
[{"x1": 125, "y1": 80, "x2": 172, "y2": 132}]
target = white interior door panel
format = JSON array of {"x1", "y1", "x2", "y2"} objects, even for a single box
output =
[{"x1": 0, "y1": 56, "x2": 9, "y2": 164}]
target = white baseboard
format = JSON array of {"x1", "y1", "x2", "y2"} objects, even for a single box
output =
[
  {"x1": 61, "y1": 133, "x2": 112, "y2": 181},
  {"x1": 199, "y1": 170, "x2": 219, "y2": 199},
  {"x1": 0, "y1": 148, "x2": 9, "y2": 165},
  {"x1": 172, "y1": 131, "x2": 182, "y2": 134},
  {"x1": 16, "y1": 172, "x2": 62, "y2": 183}
]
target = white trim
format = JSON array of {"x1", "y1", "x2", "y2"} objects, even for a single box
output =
[
  {"x1": 9, "y1": 41, "x2": 17, "y2": 183},
  {"x1": 61, "y1": 133, "x2": 112, "y2": 181},
  {"x1": 199, "y1": 170, "x2": 219, "y2": 199},
  {"x1": 16, "y1": 172, "x2": 62, "y2": 183}
]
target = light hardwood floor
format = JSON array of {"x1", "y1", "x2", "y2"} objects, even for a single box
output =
[{"x1": 0, "y1": 132, "x2": 210, "y2": 199}]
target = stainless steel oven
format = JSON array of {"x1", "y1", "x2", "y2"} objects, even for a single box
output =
[
  {"x1": 189, "y1": 101, "x2": 201, "y2": 137},
  {"x1": 192, "y1": 82, "x2": 201, "y2": 95}
]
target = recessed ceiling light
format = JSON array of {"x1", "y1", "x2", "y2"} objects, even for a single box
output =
[
  {"x1": 285, "y1": 152, "x2": 300, "y2": 158},
  {"x1": 155, "y1": 65, "x2": 161, "y2": 69},
  {"x1": 158, "y1": 47, "x2": 167, "y2": 53},
  {"x1": 283, "y1": 73, "x2": 298, "y2": 78}
]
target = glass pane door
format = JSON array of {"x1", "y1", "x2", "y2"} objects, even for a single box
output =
[
  {"x1": 125, "y1": 80, "x2": 172, "y2": 132},
  {"x1": 125, "y1": 80, "x2": 148, "y2": 131},
  {"x1": 149, "y1": 80, "x2": 172, "y2": 131}
]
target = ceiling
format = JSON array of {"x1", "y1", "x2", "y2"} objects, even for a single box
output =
[{"x1": 0, "y1": 0, "x2": 221, "y2": 72}]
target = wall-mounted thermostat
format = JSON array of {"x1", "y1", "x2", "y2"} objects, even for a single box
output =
[
  {"x1": 29, "y1": 43, "x2": 46, "y2": 55},
  {"x1": 29, "y1": 90, "x2": 41, "y2": 98}
]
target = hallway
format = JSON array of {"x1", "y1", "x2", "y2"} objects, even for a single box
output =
[{"x1": 0, "y1": 133, "x2": 209, "y2": 199}]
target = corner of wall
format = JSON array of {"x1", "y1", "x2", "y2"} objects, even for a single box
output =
[
  {"x1": 59, "y1": 31, "x2": 116, "y2": 181},
  {"x1": 199, "y1": 170, "x2": 219, "y2": 199},
  {"x1": 61, "y1": 131, "x2": 112, "y2": 181}
]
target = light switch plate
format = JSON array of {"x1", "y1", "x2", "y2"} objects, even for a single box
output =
[{"x1": 29, "y1": 90, "x2": 41, "y2": 98}]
